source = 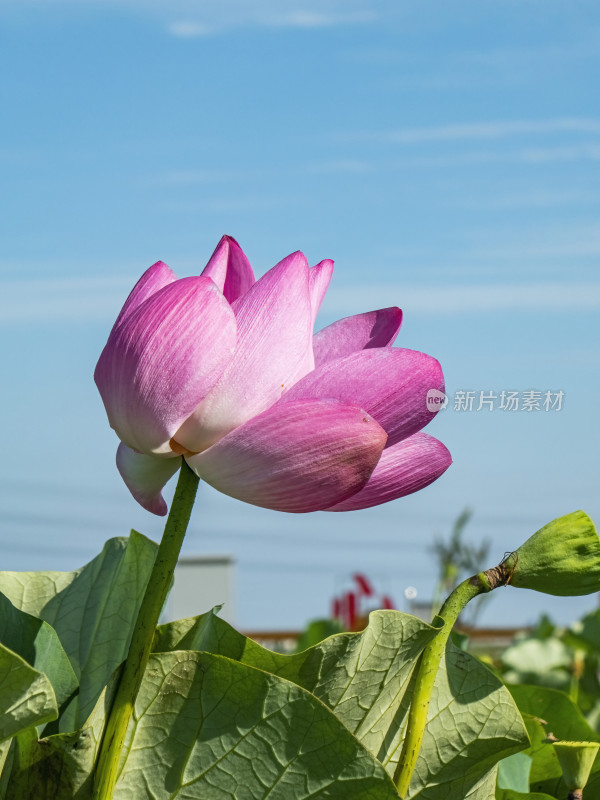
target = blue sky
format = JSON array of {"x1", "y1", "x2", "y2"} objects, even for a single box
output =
[{"x1": 1, "y1": 0, "x2": 599, "y2": 630}]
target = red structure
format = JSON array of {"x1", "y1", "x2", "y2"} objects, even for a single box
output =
[{"x1": 331, "y1": 573, "x2": 395, "y2": 631}]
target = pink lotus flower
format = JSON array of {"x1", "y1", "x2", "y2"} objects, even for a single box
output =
[{"x1": 95, "y1": 236, "x2": 451, "y2": 515}]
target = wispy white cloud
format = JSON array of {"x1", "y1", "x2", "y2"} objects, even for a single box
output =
[
  {"x1": 366, "y1": 221, "x2": 600, "y2": 282},
  {"x1": 0, "y1": 0, "x2": 378, "y2": 35},
  {"x1": 321, "y1": 282, "x2": 600, "y2": 317},
  {"x1": 3, "y1": 275, "x2": 599, "y2": 324},
  {"x1": 0, "y1": 276, "x2": 133, "y2": 324},
  {"x1": 154, "y1": 142, "x2": 600, "y2": 192},
  {"x1": 455, "y1": 188, "x2": 600, "y2": 211},
  {"x1": 160, "y1": 2, "x2": 376, "y2": 36},
  {"x1": 459, "y1": 36, "x2": 600, "y2": 71},
  {"x1": 159, "y1": 168, "x2": 246, "y2": 184},
  {"x1": 457, "y1": 222, "x2": 600, "y2": 261},
  {"x1": 306, "y1": 159, "x2": 372, "y2": 175},
  {"x1": 389, "y1": 142, "x2": 600, "y2": 169},
  {"x1": 263, "y1": 9, "x2": 376, "y2": 28},
  {"x1": 517, "y1": 143, "x2": 600, "y2": 163},
  {"x1": 350, "y1": 118, "x2": 600, "y2": 145},
  {"x1": 156, "y1": 160, "x2": 372, "y2": 184},
  {"x1": 166, "y1": 9, "x2": 375, "y2": 36},
  {"x1": 168, "y1": 20, "x2": 213, "y2": 37},
  {"x1": 346, "y1": 31, "x2": 600, "y2": 88}
]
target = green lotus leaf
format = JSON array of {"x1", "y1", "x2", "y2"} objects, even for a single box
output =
[
  {"x1": 502, "y1": 638, "x2": 572, "y2": 675},
  {"x1": 501, "y1": 636, "x2": 572, "y2": 692},
  {"x1": 113, "y1": 651, "x2": 400, "y2": 798},
  {"x1": 0, "y1": 675, "x2": 115, "y2": 799},
  {"x1": 0, "y1": 592, "x2": 77, "y2": 711},
  {"x1": 566, "y1": 607, "x2": 600, "y2": 652},
  {"x1": 156, "y1": 608, "x2": 529, "y2": 798},
  {"x1": 1, "y1": 650, "x2": 401, "y2": 799},
  {"x1": 0, "y1": 643, "x2": 57, "y2": 745},
  {"x1": 0, "y1": 531, "x2": 158, "y2": 732}
]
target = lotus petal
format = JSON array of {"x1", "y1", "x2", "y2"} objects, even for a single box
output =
[
  {"x1": 313, "y1": 307, "x2": 402, "y2": 366},
  {"x1": 116, "y1": 443, "x2": 181, "y2": 516},
  {"x1": 326, "y1": 432, "x2": 451, "y2": 511},
  {"x1": 201, "y1": 235, "x2": 255, "y2": 304},
  {"x1": 309, "y1": 259, "x2": 334, "y2": 326},
  {"x1": 175, "y1": 252, "x2": 314, "y2": 453},
  {"x1": 284, "y1": 347, "x2": 444, "y2": 447},
  {"x1": 186, "y1": 399, "x2": 387, "y2": 512},
  {"x1": 95, "y1": 276, "x2": 237, "y2": 455},
  {"x1": 113, "y1": 261, "x2": 177, "y2": 331}
]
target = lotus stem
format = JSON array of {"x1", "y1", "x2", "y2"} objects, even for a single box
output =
[
  {"x1": 393, "y1": 572, "x2": 492, "y2": 797},
  {"x1": 92, "y1": 461, "x2": 199, "y2": 800}
]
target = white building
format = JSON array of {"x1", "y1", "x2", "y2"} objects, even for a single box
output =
[{"x1": 163, "y1": 555, "x2": 235, "y2": 625}]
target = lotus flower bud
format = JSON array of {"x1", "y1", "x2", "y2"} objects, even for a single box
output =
[
  {"x1": 552, "y1": 740, "x2": 600, "y2": 795},
  {"x1": 502, "y1": 511, "x2": 600, "y2": 596}
]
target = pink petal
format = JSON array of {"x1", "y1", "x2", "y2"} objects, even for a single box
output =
[
  {"x1": 201, "y1": 235, "x2": 255, "y2": 304},
  {"x1": 95, "y1": 276, "x2": 237, "y2": 455},
  {"x1": 116, "y1": 443, "x2": 181, "y2": 516},
  {"x1": 313, "y1": 307, "x2": 402, "y2": 367},
  {"x1": 309, "y1": 259, "x2": 334, "y2": 326},
  {"x1": 113, "y1": 261, "x2": 177, "y2": 331},
  {"x1": 326, "y1": 433, "x2": 452, "y2": 511},
  {"x1": 186, "y1": 399, "x2": 387, "y2": 513},
  {"x1": 284, "y1": 347, "x2": 444, "y2": 447},
  {"x1": 175, "y1": 251, "x2": 314, "y2": 453}
]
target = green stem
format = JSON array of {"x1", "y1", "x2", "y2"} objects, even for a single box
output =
[
  {"x1": 569, "y1": 649, "x2": 585, "y2": 706},
  {"x1": 92, "y1": 461, "x2": 199, "y2": 800},
  {"x1": 393, "y1": 574, "x2": 488, "y2": 797}
]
